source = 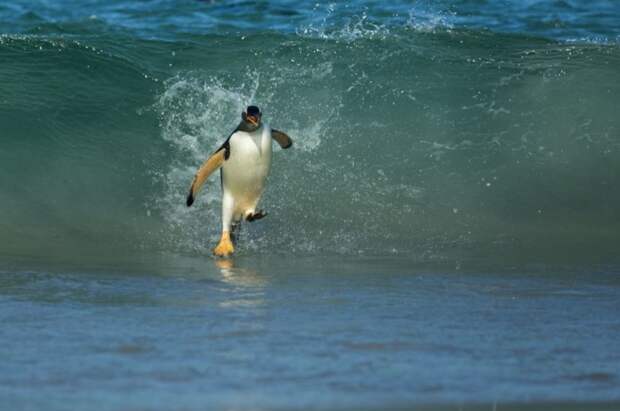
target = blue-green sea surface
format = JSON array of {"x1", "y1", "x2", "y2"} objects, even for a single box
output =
[{"x1": 2, "y1": 256, "x2": 620, "y2": 410}]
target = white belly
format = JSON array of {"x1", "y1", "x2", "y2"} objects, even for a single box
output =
[{"x1": 222, "y1": 124, "x2": 272, "y2": 218}]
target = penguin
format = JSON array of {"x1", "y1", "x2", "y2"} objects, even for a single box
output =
[{"x1": 186, "y1": 105, "x2": 293, "y2": 257}]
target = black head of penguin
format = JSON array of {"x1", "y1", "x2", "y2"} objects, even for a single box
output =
[
  {"x1": 239, "y1": 105, "x2": 262, "y2": 132},
  {"x1": 247, "y1": 105, "x2": 260, "y2": 117}
]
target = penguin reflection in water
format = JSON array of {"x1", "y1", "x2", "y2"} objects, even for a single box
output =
[{"x1": 186, "y1": 106, "x2": 292, "y2": 257}]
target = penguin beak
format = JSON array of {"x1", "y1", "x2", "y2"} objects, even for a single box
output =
[{"x1": 247, "y1": 115, "x2": 260, "y2": 126}]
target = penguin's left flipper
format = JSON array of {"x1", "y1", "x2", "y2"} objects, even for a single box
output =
[
  {"x1": 272, "y1": 129, "x2": 293, "y2": 149},
  {"x1": 246, "y1": 210, "x2": 268, "y2": 222},
  {"x1": 186, "y1": 149, "x2": 227, "y2": 207}
]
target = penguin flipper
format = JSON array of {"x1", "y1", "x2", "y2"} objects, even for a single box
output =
[
  {"x1": 272, "y1": 129, "x2": 293, "y2": 149},
  {"x1": 186, "y1": 149, "x2": 226, "y2": 207}
]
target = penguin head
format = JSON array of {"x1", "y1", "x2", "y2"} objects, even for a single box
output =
[{"x1": 242, "y1": 105, "x2": 262, "y2": 130}]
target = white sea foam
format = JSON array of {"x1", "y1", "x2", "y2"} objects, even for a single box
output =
[
  {"x1": 406, "y1": 7, "x2": 454, "y2": 33},
  {"x1": 296, "y1": 7, "x2": 391, "y2": 42},
  {"x1": 296, "y1": 3, "x2": 453, "y2": 42}
]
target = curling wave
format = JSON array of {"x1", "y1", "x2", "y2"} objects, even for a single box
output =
[{"x1": 1, "y1": 5, "x2": 620, "y2": 263}]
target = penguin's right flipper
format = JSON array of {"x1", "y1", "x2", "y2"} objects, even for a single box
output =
[
  {"x1": 271, "y1": 129, "x2": 293, "y2": 149},
  {"x1": 186, "y1": 149, "x2": 227, "y2": 207}
]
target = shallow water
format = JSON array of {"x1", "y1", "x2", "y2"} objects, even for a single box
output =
[{"x1": 2, "y1": 256, "x2": 620, "y2": 410}]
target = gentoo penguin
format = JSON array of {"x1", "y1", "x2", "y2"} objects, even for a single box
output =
[{"x1": 186, "y1": 105, "x2": 293, "y2": 257}]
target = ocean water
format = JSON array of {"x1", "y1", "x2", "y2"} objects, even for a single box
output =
[{"x1": 1, "y1": 1, "x2": 620, "y2": 410}]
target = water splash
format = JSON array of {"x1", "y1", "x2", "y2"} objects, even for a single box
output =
[
  {"x1": 153, "y1": 72, "x2": 261, "y2": 252},
  {"x1": 296, "y1": 5, "x2": 392, "y2": 42},
  {"x1": 152, "y1": 65, "x2": 340, "y2": 255},
  {"x1": 406, "y1": 6, "x2": 454, "y2": 33}
]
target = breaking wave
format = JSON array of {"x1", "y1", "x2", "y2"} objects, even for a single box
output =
[{"x1": 2, "y1": 3, "x2": 620, "y2": 263}]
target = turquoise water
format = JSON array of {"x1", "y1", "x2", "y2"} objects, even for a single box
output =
[
  {"x1": 1, "y1": 1, "x2": 620, "y2": 409},
  {"x1": 1, "y1": 0, "x2": 620, "y2": 261}
]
